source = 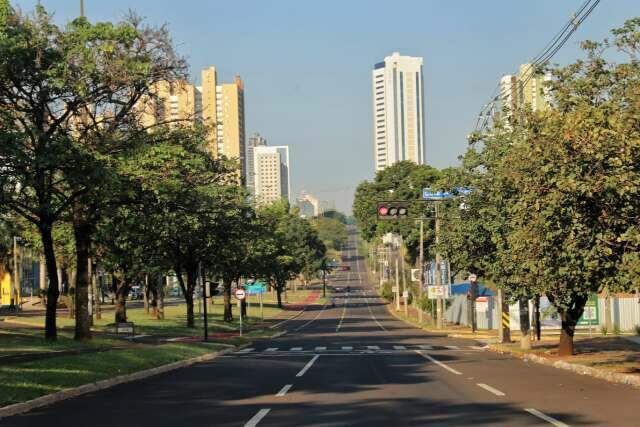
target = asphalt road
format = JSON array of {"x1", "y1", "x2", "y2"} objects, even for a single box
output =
[{"x1": 3, "y1": 230, "x2": 639, "y2": 426}]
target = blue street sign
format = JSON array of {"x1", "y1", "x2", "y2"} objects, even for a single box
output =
[{"x1": 423, "y1": 187, "x2": 471, "y2": 200}]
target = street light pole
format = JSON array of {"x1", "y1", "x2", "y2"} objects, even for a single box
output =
[
  {"x1": 418, "y1": 219, "x2": 424, "y2": 323},
  {"x1": 435, "y1": 203, "x2": 443, "y2": 328}
]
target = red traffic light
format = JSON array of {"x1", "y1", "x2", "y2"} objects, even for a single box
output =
[{"x1": 377, "y1": 202, "x2": 409, "y2": 220}]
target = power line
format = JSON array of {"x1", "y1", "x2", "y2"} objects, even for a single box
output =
[{"x1": 473, "y1": 0, "x2": 601, "y2": 134}]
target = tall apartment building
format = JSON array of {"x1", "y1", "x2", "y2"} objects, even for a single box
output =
[
  {"x1": 197, "y1": 66, "x2": 247, "y2": 182},
  {"x1": 372, "y1": 52, "x2": 425, "y2": 172},
  {"x1": 246, "y1": 132, "x2": 268, "y2": 194},
  {"x1": 499, "y1": 63, "x2": 551, "y2": 117},
  {"x1": 253, "y1": 146, "x2": 290, "y2": 206},
  {"x1": 138, "y1": 80, "x2": 197, "y2": 129}
]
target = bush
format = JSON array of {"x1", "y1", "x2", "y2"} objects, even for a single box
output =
[
  {"x1": 380, "y1": 281, "x2": 394, "y2": 302},
  {"x1": 613, "y1": 325, "x2": 621, "y2": 335},
  {"x1": 601, "y1": 326, "x2": 608, "y2": 335},
  {"x1": 634, "y1": 325, "x2": 640, "y2": 336}
]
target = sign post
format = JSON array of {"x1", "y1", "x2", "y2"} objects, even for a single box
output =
[
  {"x1": 469, "y1": 274, "x2": 478, "y2": 333},
  {"x1": 234, "y1": 288, "x2": 246, "y2": 337}
]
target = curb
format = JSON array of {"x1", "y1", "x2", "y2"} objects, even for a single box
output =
[
  {"x1": 488, "y1": 344, "x2": 640, "y2": 389},
  {"x1": 0, "y1": 344, "x2": 246, "y2": 420}
]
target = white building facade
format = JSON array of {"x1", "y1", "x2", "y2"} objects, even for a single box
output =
[
  {"x1": 246, "y1": 132, "x2": 267, "y2": 194},
  {"x1": 372, "y1": 52, "x2": 425, "y2": 172},
  {"x1": 253, "y1": 145, "x2": 290, "y2": 206}
]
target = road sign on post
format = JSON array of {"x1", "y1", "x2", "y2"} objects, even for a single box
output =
[
  {"x1": 234, "y1": 288, "x2": 246, "y2": 300},
  {"x1": 411, "y1": 269, "x2": 420, "y2": 282},
  {"x1": 427, "y1": 285, "x2": 448, "y2": 299}
]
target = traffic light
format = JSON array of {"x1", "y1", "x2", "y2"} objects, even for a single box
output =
[{"x1": 377, "y1": 202, "x2": 409, "y2": 220}]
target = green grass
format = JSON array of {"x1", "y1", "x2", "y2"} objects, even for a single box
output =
[
  {"x1": 4, "y1": 289, "x2": 317, "y2": 338},
  {"x1": 0, "y1": 328, "x2": 120, "y2": 357},
  {"x1": 0, "y1": 341, "x2": 224, "y2": 407}
]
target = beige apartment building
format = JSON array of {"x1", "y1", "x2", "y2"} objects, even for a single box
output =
[
  {"x1": 136, "y1": 67, "x2": 247, "y2": 183},
  {"x1": 253, "y1": 145, "x2": 290, "y2": 206},
  {"x1": 499, "y1": 63, "x2": 551, "y2": 118},
  {"x1": 198, "y1": 66, "x2": 246, "y2": 182}
]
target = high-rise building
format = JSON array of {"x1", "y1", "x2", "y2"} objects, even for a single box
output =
[
  {"x1": 197, "y1": 66, "x2": 247, "y2": 182},
  {"x1": 253, "y1": 146, "x2": 290, "y2": 206},
  {"x1": 372, "y1": 52, "x2": 425, "y2": 172},
  {"x1": 499, "y1": 63, "x2": 551, "y2": 119},
  {"x1": 246, "y1": 132, "x2": 268, "y2": 194},
  {"x1": 295, "y1": 192, "x2": 322, "y2": 218},
  {"x1": 138, "y1": 80, "x2": 197, "y2": 129}
]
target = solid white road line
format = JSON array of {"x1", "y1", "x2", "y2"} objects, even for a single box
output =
[
  {"x1": 238, "y1": 348, "x2": 255, "y2": 353},
  {"x1": 476, "y1": 383, "x2": 505, "y2": 396},
  {"x1": 265, "y1": 348, "x2": 278, "y2": 352},
  {"x1": 365, "y1": 295, "x2": 387, "y2": 332},
  {"x1": 296, "y1": 354, "x2": 320, "y2": 377},
  {"x1": 315, "y1": 346, "x2": 327, "y2": 351},
  {"x1": 416, "y1": 351, "x2": 462, "y2": 375},
  {"x1": 276, "y1": 384, "x2": 292, "y2": 397},
  {"x1": 294, "y1": 303, "x2": 327, "y2": 332},
  {"x1": 524, "y1": 408, "x2": 570, "y2": 427},
  {"x1": 244, "y1": 409, "x2": 271, "y2": 427},
  {"x1": 393, "y1": 345, "x2": 407, "y2": 350},
  {"x1": 290, "y1": 347, "x2": 303, "y2": 351},
  {"x1": 341, "y1": 346, "x2": 353, "y2": 351}
]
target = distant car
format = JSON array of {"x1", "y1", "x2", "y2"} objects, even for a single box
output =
[
  {"x1": 337, "y1": 265, "x2": 351, "y2": 271},
  {"x1": 129, "y1": 286, "x2": 143, "y2": 300},
  {"x1": 333, "y1": 286, "x2": 343, "y2": 293},
  {"x1": 169, "y1": 287, "x2": 182, "y2": 297}
]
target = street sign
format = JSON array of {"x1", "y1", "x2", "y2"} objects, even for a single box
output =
[
  {"x1": 427, "y1": 285, "x2": 448, "y2": 299},
  {"x1": 468, "y1": 274, "x2": 478, "y2": 283},
  {"x1": 423, "y1": 187, "x2": 472, "y2": 200},
  {"x1": 244, "y1": 282, "x2": 266, "y2": 295},
  {"x1": 475, "y1": 296, "x2": 488, "y2": 312},
  {"x1": 578, "y1": 294, "x2": 599, "y2": 326},
  {"x1": 403, "y1": 291, "x2": 409, "y2": 298},
  {"x1": 234, "y1": 289, "x2": 246, "y2": 300},
  {"x1": 410, "y1": 269, "x2": 420, "y2": 282}
]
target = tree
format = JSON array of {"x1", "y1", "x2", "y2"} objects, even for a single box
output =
[{"x1": 312, "y1": 216, "x2": 347, "y2": 252}]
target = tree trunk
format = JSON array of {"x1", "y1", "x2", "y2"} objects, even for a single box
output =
[
  {"x1": 276, "y1": 280, "x2": 283, "y2": 308},
  {"x1": 40, "y1": 223, "x2": 60, "y2": 340},
  {"x1": 185, "y1": 267, "x2": 197, "y2": 328},
  {"x1": 557, "y1": 294, "x2": 589, "y2": 356},
  {"x1": 143, "y1": 274, "x2": 150, "y2": 314},
  {"x1": 73, "y1": 209, "x2": 93, "y2": 340},
  {"x1": 519, "y1": 297, "x2": 531, "y2": 350},
  {"x1": 223, "y1": 278, "x2": 233, "y2": 322},
  {"x1": 114, "y1": 276, "x2": 130, "y2": 323},
  {"x1": 157, "y1": 275, "x2": 165, "y2": 320}
]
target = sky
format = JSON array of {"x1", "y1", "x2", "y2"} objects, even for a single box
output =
[{"x1": 14, "y1": 0, "x2": 640, "y2": 213}]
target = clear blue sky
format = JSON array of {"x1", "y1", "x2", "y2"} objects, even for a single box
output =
[{"x1": 15, "y1": 0, "x2": 640, "y2": 213}]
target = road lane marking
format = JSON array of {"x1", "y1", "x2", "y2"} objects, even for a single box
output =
[
  {"x1": 394, "y1": 345, "x2": 407, "y2": 350},
  {"x1": 417, "y1": 345, "x2": 433, "y2": 350},
  {"x1": 341, "y1": 346, "x2": 353, "y2": 351},
  {"x1": 315, "y1": 346, "x2": 327, "y2": 351},
  {"x1": 335, "y1": 296, "x2": 348, "y2": 332},
  {"x1": 476, "y1": 383, "x2": 505, "y2": 396},
  {"x1": 276, "y1": 384, "x2": 292, "y2": 397},
  {"x1": 416, "y1": 351, "x2": 462, "y2": 375},
  {"x1": 290, "y1": 347, "x2": 303, "y2": 351},
  {"x1": 470, "y1": 345, "x2": 487, "y2": 350},
  {"x1": 238, "y1": 348, "x2": 254, "y2": 353},
  {"x1": 524, "y1": 408, "x2": 570, "y2": 427},
  {"x1": 296, "y1": 354, "x2": 320, "y2": 377},
  {"x1": 366, "y1": 346, "x2": 380, "y2": 350},
  {"x1": 365, "y1": 295, "x2": 387, "y2": 332},
  {"x1": 294, "y1": 304, "x2": 327, "y2": 332},
  {"x1": 265, "y1": 348, "x2": 278, "y2": 352},
  {"x1": 244, "y1": 409, "x2": 271, "y2": 427},
  {"x1": 444, "y1": 345, "x2": 459, "y2": 350}
]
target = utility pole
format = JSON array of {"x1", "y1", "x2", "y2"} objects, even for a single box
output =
[
  {"x1": 400, "y1": 238, "x2": 407, "y2": 316},
  {"x1": 498, "y1": 288, "x2": 511, "y2": 343},
  {"x1": 418, "y1": 219, "x2": 424, "y2": 323},
  {"x1": 435, "y1": 203, "x2": 443, "y2": 328},
  {"x1": 395, "y1": 258, "x2": 400, "y2": 311},
  {"x1": 200, "y1": 262, "x2": 208, "y2": 341}
]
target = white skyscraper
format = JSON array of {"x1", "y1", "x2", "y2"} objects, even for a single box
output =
[
  {"x1": 246, "y1": 132, "x2": 267, "y2": 194},
  {"x1": 253, "y1": 146, "x2": 290, "y2": 206},
  {"x1": 372, "y1": 52, "x2": 425, "y2": 171}
]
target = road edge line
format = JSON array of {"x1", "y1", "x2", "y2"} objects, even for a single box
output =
[
  {"x1": 0, "y1": 344, "x2": 247, "y2": 420},
  {"x1": 415, "y1": 350, "x2": 462, "y2": 375},
  {"x1": 524, "y1": 408, "x2": 570, "y2": 427}
]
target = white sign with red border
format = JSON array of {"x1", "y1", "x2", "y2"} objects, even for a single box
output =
[
  {"x1": 234, "y1": 288, "x2": 246, "y2": 300},
  {"x1": 475, "y1": 296, "x2": 488, "y2": 312}
]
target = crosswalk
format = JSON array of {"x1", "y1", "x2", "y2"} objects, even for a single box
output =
[{"x1": 232, "y1": 344, "x2": 486, "y2": 355}]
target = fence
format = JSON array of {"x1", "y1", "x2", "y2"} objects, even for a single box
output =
[{"x1": 445, "y1": 294, "x2": 640, "y2": 332}]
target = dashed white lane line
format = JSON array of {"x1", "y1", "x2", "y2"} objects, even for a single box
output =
[
  {"x1": 265, "y1": 348, "x2": 278, "y2": 352},
  {"x1": 417, "y1": 345, "x2": 433, "y2": 350},
  {"x1": 524, "y1": 408, "x2": 570, "y2": 427},
  {"x1": 244, "y1": 408, "x2": 271, "y2": 427},
  {"x1": 335, "y1": 296, "x2": 348, "y2": 332},
  {"x1": 366, "y1": 346, "x2": 380, "y2": 350},
  {"x1": 296, "y1": 354, "x2": 320, "y2": 377},
  {"x1": 394, "y1": 345, "x2": 407, "y2": 350},
  {"x1": 416, "y1": 350, "x2": 462, "y2": 375},
  {"x1": 238, "y1": 348, "x2": 255, "y2": 353},
  {"x1": 476, "y1": 383, "x2": 505, "y2": 396},
  {"x1": 315, "y1": 346, "x2": 327, "y2": 351},
  {"x1": 276, "y1": 384, "x2": 292, "y2": 397},
  {"x1": 444, "y1": 345, "x2": 460, "y2": 350},
  {"x1": 290, "y1": 347, "x2": 303, "y2": 351},
  {"x1": 342, "y1": 346, "x2": 353, "y2": 351}
]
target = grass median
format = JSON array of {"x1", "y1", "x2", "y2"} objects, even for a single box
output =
[{"x1": 0, "y1": 328, "x2": 225, "y2": 407}]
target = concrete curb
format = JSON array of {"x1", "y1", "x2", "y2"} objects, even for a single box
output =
[
  {"x1": 0, "y1": 344, "x2": 246, "y2": 420},
  {"x1": 488, "y1": 344, "x2": 640, "y2": 389}
]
